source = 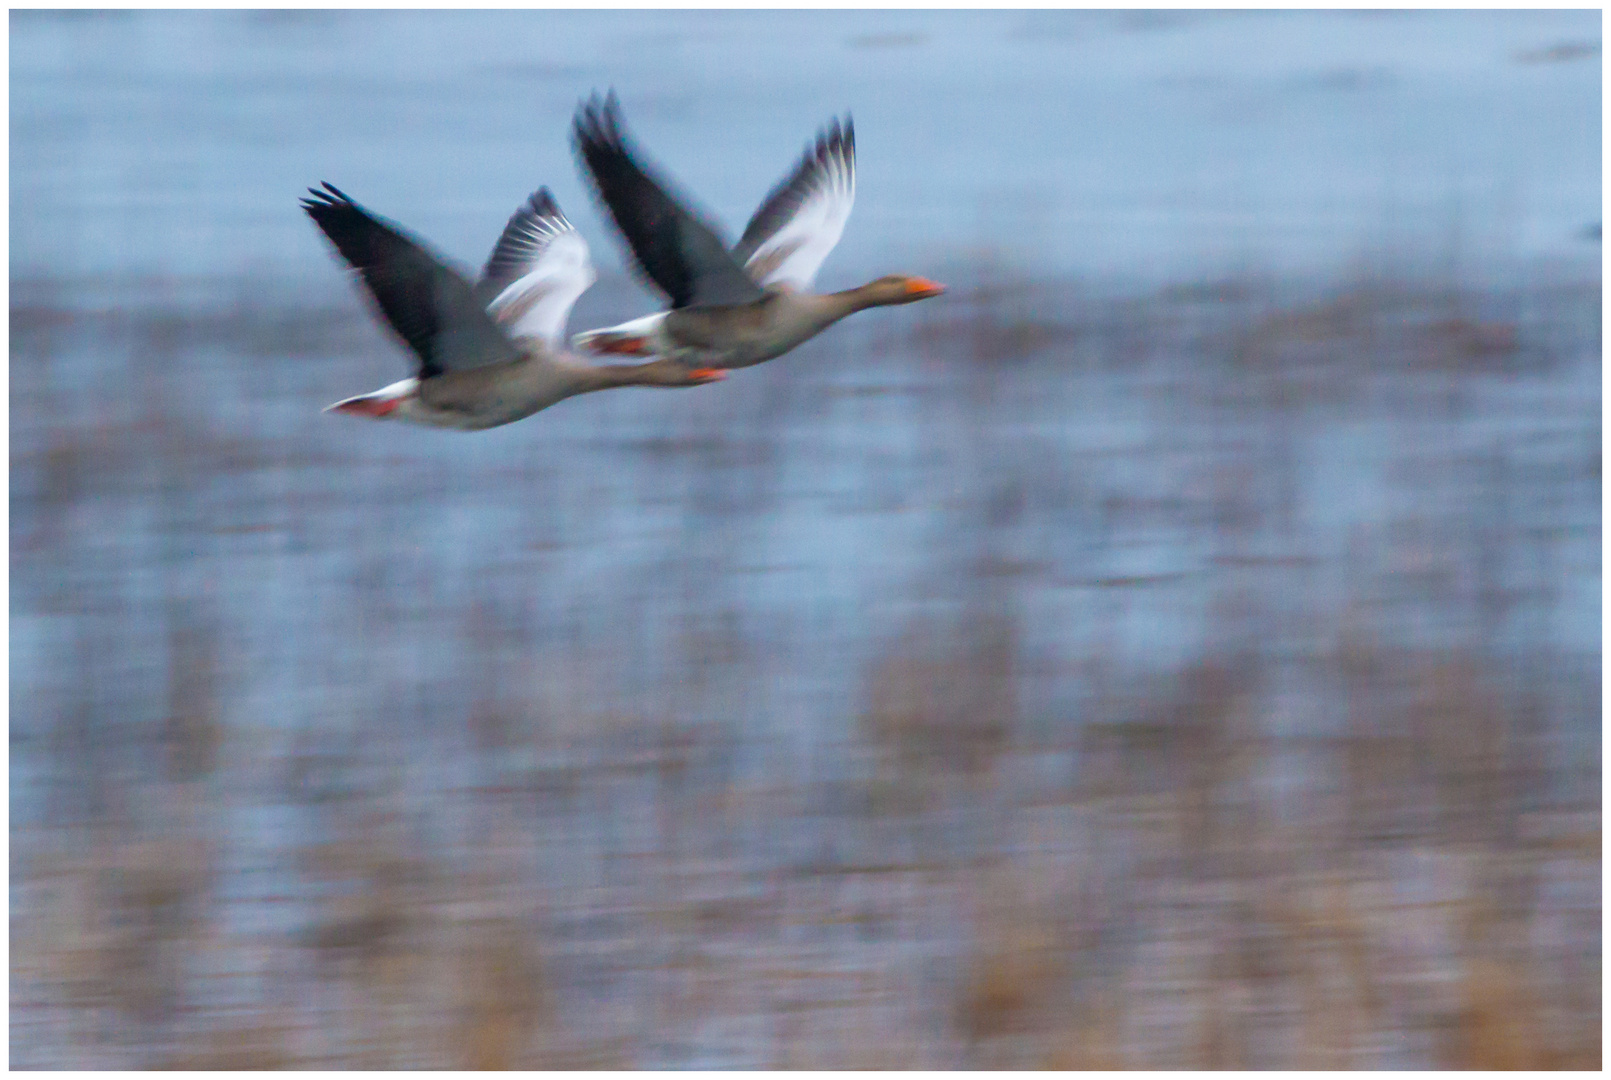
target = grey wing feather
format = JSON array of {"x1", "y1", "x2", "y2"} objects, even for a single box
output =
[
  {"x1": 572, "y1": 91, "x2": 764, "y2": 309},
  {"x1": 733, "y1": 116, "x2": 855, "y2": 290},
  {"x1": 302, "y1": 183, "x2": 520, "y2": 377}
]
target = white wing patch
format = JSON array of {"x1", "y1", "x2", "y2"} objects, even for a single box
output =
[
  {"x1": 481, "y1": 192, "x2": 597, "y2": 352},
  {"x1": 743, "y1": 128, "x2": 855, "y2": 291},
  {"x1": 571, "y1": 311, "x2": 668, "y2": 356}
]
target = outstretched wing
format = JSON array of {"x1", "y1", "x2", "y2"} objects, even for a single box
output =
[
  {"x1": 572, "y1": 90, "x2": 764, "y2": 310},
  {"x1": 734, "y1": 116, "x2": 855, "y2": 290},
  {"x1": 301, "y1": 183, "x2": 519, "y2": 377},
  {"x1": 476, "y1": 188, "x2": 597, "y2": 352}
]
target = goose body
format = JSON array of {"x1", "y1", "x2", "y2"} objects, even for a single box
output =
[
  {"x1": 301, "y1": 183, "x2": 724, "y2": 431},
  {"x1": 569, "y1": 93, "x2": 944, "y2": 370}
]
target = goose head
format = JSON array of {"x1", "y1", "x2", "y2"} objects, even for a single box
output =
[{"x1": 854, "y1": 274, "x2": 947, "y2": 307}]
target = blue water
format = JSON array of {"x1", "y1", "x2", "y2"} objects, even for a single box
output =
[{"x1": 11, "y1": 9, "x2": 1601, "y2": 292}]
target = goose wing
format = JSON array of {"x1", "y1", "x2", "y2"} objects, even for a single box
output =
[
  {"x1": 476, "y1": 188, "x2": 597, "y2": 352},
  {"x1": 302, "y1": 183, "x2": 520, "y2": 377},
  {"x1": 572, "y1": 91, "x2": 764, "y2": 310},
  {"x1": 734, "y1": 116, "x2": 855, "y2": 290}
]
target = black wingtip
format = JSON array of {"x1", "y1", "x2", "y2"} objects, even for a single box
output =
[
  {"x1": 301, "y1": 182, "x2": 359, "y2": 217},
  {"x1": 801, "y1": 114, "x2": 853, "y2": 163},
  {"x1": 573, "y1": 87, "x2": 628, "y2": 151},
  {"x1": 835, "y1": 115, "x2": 855, "y2": 150},
  {"x1": 526, "y1": 186, "x2": 560, "y2": 219},
  {"x1": 793, "y1": 115, "x2": 855, "y2": 176}
]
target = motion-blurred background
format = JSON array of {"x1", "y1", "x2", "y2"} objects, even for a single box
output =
[{"x1": 10, "y1": 9, "x2": 1600, "y2": 1068}]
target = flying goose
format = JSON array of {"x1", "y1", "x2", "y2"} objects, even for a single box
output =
[
  {"x1": 301, "y1": 182, "x2": 725, "y2": 431},
  {"x1": 569, "y1": 92, "x2": 944, "y2": 370}
]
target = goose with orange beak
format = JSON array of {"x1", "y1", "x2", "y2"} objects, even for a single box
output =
[
  {"x1": 302, "y1": 183, "x2": 724, "y2": 431},
  {"x1": 571, "y1": 92, "x2": 945, "y2": 372}
]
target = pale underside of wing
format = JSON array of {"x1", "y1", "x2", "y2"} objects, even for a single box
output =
[
  {"x1": 478, "y1": 188, "x2": 597, "y2": 353},
  {"x1": 736, "y1": 117, "x2": 855, "y2": 291}
]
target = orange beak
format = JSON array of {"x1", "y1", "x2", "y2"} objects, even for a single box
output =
[
  {"x1": 689, "y1": 368, "x2": 728, "y2": 382},
  {"x1": 905, "y1": 277, "x2": 946, "y2": 298}
]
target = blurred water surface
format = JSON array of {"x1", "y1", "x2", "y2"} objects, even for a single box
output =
[
  {"x1": 10, "y1": 9, "x2": 1601, "y2": 289},
  {"x1": 10, "y1": 9, "x2": 1602, "y2": 1068}
]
